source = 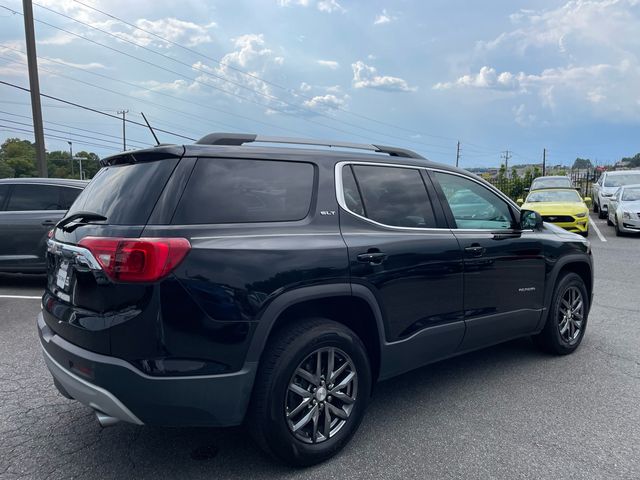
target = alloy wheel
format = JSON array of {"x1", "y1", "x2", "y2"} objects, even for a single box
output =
[
  {"x1": 558, "y1": 286, "x2": 584, "y2": 345},
  {"x1": 285, "y1": 347, "x2": 358, "y2": 444}
]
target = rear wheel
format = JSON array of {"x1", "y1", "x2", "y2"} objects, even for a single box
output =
[
  {"x1": 533, "y1": 272, "x2": 588, "y2": 355},
  {"x1": 593, "y1": 202, "x2": 599, "y2": 214},
  {"x1": 248, "y1": 318, "x2": 371, "y2": 467}
]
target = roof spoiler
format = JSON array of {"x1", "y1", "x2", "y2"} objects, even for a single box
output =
[
  {"x1": 195, "y1": 133, "x2": 424, "y2": 159},
  {"x1": 100, "y1": 145, "x2": 184, "y2": 167}
]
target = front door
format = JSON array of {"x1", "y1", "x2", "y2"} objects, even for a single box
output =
[{"x1": 430, "y1": 170, "x2": 546, "y2": 351}]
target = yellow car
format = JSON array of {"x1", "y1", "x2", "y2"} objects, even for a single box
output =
[{"x1": 518, "y1": 188, "x2": 591, "y2": 237}]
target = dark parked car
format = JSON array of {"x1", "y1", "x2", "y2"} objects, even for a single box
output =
[
  {"x1": 38, "y1": 134, "x2": 593, "y2": 466},
  {"x1": 0, "y1": 178, "x2": 87, "y2": 273}
]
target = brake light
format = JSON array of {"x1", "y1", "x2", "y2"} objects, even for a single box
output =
[{"x1": 78, "y1": 237, "x2": 191, "y2": 282}]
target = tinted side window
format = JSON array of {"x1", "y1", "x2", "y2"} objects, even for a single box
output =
[
  {"x1": 341, "y1": 166, "x2": 365, "y2": 216},
  {"x1": 350, "y1": 165, "x2": 436, "y2": 228},
  {"x1": 0, "y1": 185, "x2": 9, "y2": 210},
  {"x1": 173, "y1": 158, "x2": 314, "y2": 224},
  {"x1": 433, "y1": 172, "x2": 514, "y2": 230},
  {"x1": 6, "y1": 184, "x2": 64, "y2": 211},
  {"x1": 60, "y1": 187, "x2": 83, "y2": 209}
]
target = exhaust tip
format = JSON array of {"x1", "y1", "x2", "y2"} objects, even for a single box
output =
[{"x1": 95, "y1": 411, "x2": 121, "y2": 427}]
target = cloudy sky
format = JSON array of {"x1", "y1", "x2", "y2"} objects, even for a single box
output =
[{"x1": 1, "y1": 0, "x2": 639, "y2": 168}]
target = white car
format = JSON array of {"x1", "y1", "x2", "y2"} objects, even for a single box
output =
[
  {"x1": 592, "y1": 170, "x2": 640, "y2": 219},
  {"x1": 607, "y1": 184, "x2": 640, "y2": 236}
]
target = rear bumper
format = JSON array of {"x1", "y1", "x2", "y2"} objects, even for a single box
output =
[{"x1": 38, "y1": 313, "x2": 257, "y2": 427}]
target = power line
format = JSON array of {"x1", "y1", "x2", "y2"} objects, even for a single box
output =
[
  {"x1": 6, "y1": 3, "x2": 465, "y2": 154},
  {"x1": 69, "y1": 0, "x2": 504, "y2": 150},
  {"x1": 0, "y1": 79, "x2": 197, "y2": 141},
  {"x1": 0, "y1": 44, "x2": 309, "y2": 136},
  {"x1": 0, "y1": 124, "x2": 122, "y2": 151},
  {"x1": 0, "y1": 109, "x2": 148, "y2": 147},
  {"x1": 0, "y1": 117, "x2": 144, "y2": 149}
]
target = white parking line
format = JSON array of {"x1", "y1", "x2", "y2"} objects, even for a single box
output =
[
  {"x1": 0, "y1": 294, "x2": 42, "y2": 300},
  {"x1": 589, "y1": 215, "x2": 607, "y2": 242}
]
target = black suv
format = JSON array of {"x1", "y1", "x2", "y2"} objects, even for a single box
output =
[{"x1": 39, "y1": 134, "x2": 593, "y2": 466}]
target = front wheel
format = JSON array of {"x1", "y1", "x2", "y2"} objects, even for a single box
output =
[
  {"x1": 248, "y1": 318, "x2": 372, "y2": 466},
  {"x1": 533, "y1": 272, "x2": 589, "y2": 355},
  {"x1": 615, "y1": 216, "x2": 623, "y2": 236}
]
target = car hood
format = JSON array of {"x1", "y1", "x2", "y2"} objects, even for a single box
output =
[{"x1": 521, "y1": 202, "x2": 588, "y2": 216}]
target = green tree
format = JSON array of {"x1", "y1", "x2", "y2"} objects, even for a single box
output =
[
  {"x1": 0, "y1": 137, "x2": 101, "y2": 179},
  {"x1": 572, "y1": 158, "x2": 593, "y2": 170}
]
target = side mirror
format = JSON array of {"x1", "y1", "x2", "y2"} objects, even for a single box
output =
[
  {"x1": 516, "y1": 198, "x2": 524, "y2": 206},
  {"x1": 583, "y1": 196, "x2": 592, "y2": 206},
  {"x1": 520, "y1": 209, "x2": 543, "y2": 230}
]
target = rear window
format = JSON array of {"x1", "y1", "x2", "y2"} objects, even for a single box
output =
[
  {"x1": 67, "y1": 159, "x2": 178, "y2": 225},
  {"x1": 604, "y1": 173, "x2": 640, "y2": 187},
  {"x1": 172, "y1": 158, "x2": 314, "y2": 224}
]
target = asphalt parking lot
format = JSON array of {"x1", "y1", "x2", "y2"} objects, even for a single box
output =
[{"x1": 1, "y1": 216, "x2": 639, "y2": 480}]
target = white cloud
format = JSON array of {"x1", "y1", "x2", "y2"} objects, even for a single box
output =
[
  {"x1": 277, "y1": 0, "x2": 344, "y2": 13},
  {"x1": 317, "y1": 59, "x2": 340, "y2": 69},
  {"x1": 435, "y1": 0, "x2": 640, "y2": 124},
  {"x1": 351, "y1": 61, "x2": 416, "y2": 92},
  {"x1": 374, "y1": 9, "x2": 395, "y2": 25},
  {"x1": 434, "y1": 66, "x2": 519, "y2": 90},
  {"x1": 303, "y1": 93, "x2": 348, "y2": 110},
  {"x1": 434, "y1": 61, "x2": 640, "y2": 121},
  {"x1": 299, "y1": 82, "x2": 312, "y2": 92},
  {"x1": 317, "y1": 0, "x2": 345, "y2": 13},
  {"x1": 277, "y1": 0, "x2": 311, "y2": 6}
]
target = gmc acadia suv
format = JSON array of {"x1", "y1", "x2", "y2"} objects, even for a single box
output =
[{"x1": 39, "y1": 133, "x2": 593, "y2": 466}]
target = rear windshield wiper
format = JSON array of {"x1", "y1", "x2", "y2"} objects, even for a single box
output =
[{"x1": 56, "y1": 211, "x2": 108, "y2": 232}]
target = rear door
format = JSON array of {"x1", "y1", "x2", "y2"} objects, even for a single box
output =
[
  {"x1": 0, "y1": 183, "x2": 78, "y2": 270},
  {"x1": 337, "y1": 162, "x2": 465, "y2": 378},
  {"x1": 429, "y1": 170, "x2": 546, "y2": 351}
]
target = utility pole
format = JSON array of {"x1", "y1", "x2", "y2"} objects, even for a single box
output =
[
  {"x1": 456, "y1": 141, "x2": 461, "y2": 168},
  {"x1": 74, "y1": 156, "x2": 84, "y2": 180},
  {"x1": 117, "y1": 109, "x2": 129, "y2": 150},
  {"x1": 542, "y1": 148, "x2": 546, "y2": 176},
  {"x1": 23, "y1": 0, "x2": 47, "y2": 177},
  {"x1": 501, "y1": 150, "x2": 511, "y2": 178},
  {"x1": 67, "y1": 141, "x2": 74, "y2": 177}
]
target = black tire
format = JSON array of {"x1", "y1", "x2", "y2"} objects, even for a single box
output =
[
  {"x1": 581, "y1": 228, "x2": 589, "y2": 238},
  {"x1": 607, "y1": 215, "x2": 613, "y2": 226},
  {"x1": 248, "y1": 318, "x2": 372, "y2": 467},
  {"x1": 598, "y1": 207, "x2": 606, "y2": 219},
  {"x1": 593, "y1": 202, "x2": 599, "y2": 213},
  {"x1": 615, "y1": 217, "x2": 623, "y2": 236},
  {"x1": 533, "y1": 272, "x2": 589, "y2": 355}
]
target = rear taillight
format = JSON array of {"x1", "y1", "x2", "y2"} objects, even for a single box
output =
[{"x1": 78, "y1": 237, "x2": 191, "y2": 283}]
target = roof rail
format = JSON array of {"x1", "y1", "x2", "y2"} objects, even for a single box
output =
[{"x1": 195, "y1": 133, "x2": 424, "y2": 159}]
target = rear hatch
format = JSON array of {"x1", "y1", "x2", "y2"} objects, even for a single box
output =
[{"x1": 43, "y1": 149, "x2": 184, "y2": 355}]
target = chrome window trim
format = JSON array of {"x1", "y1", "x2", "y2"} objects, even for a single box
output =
[{"x1": 335, "y1": 161, "x2": 521, "y2": 233}]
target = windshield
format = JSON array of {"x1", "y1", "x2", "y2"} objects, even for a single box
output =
[
  {"x1": 604, "y1": 173, "x2": 640, "y2": 187},
  {"x1": 526, "y1": 190, "x2": 582, "y2": 203},
  {"x1": 622, "y1": 187, "x2": 640, "y2": 202},
  {"x1": 531, "y1": 177, "x2": 572, "y2": 189}
]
